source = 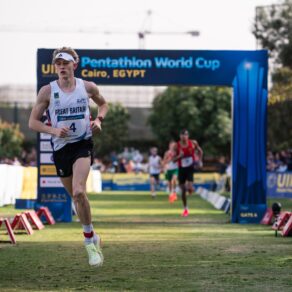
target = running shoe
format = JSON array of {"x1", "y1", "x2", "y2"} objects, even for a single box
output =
[
  {"x1": 94, "y1": 234, "x2": 104, "y2": 264},
  {"x1": 85, "y1": 242, "x2": 103, "y2": 267},
  {"x1": 172, "y1": 192, "x2": 178, "y2": 201},
  {"x1": 181, "y1": 209, "x2": 189, "y2": 217},
  {"x1": 169, "y1": 192, "x2": 177, "y2": 203}
]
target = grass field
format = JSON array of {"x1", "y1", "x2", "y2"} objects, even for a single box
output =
[{"x1": 0, "y1": 192, "x2": 292, "y2": 292}]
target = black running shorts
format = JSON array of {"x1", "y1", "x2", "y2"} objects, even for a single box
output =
[
  {"x1": 53, "y1": 139, "x2": 94, "y2": 177},
  {"x1": 178, "y1": 166, "x2": 194, "y2": 184},
  {"x1": 150, "y1": 173, "x2": 160, "y2": 182}
]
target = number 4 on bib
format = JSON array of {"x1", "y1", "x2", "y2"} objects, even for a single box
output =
[{"x1": 70, "y1": 122, "x2": 76, "y2": 132}]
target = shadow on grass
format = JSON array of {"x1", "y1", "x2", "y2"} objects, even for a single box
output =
[{"x1": 0, "y1": 239, "x2": 291, "y2": 292}]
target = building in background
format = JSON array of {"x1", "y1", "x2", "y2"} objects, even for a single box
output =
[{"x1": 0, "y1": 84, "x2": 165, "y2": 141}]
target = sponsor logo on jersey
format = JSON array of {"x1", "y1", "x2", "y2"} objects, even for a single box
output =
[{"x1": 77, "y1": 98, "x2": 87, "y2": 104}]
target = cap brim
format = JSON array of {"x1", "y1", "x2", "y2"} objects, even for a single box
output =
[{"x1": 53, "y1": 52, "x2": 75, "y2": 63}]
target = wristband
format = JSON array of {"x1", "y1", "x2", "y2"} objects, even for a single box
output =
[{"x1": 97, "y1": 116, "x2": 104, "y2": 122}]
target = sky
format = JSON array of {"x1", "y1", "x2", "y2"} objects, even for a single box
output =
[{"x1": 0, "y1": 0, "x2": 279, "y2": 85}]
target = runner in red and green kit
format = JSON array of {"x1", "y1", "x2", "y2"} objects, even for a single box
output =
[
  {"x1": 162, "y1": 140, "x2": 179, "y2": 203},
  {"x1": 173, "y1": 129, "x2": 203, "y2": 217}
]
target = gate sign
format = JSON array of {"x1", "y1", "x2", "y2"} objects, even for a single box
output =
[{"x1": 37, "y1": 49, "x2": 268, "y2": 223}]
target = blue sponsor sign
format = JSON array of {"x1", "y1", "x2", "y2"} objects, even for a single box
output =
[
  {"x1": 267, "y1": 172, "x2": 292, "y2": 198},
  {"x1": 35, "y1": 187, "x2": 72, "y2": 222},
  {"x1": 37, "y1": 49, "x2": 268, "y2": 223},
  {"x1": 238, "y1": 204, "x2": 267, "y2": 224}
]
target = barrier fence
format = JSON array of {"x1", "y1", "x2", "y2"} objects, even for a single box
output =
[
  {"x1": 0, "y1": 165, "x2": 36, "y2": 207},
  {"x1": 0, "y1": 165, "x2": 101, "y2": 207},
  {"x1": 0, "y1": 166, "x2": 291, "y2": 208}
]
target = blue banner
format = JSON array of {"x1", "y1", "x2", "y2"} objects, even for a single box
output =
[
  {"x1": 37, "y1": 49, "x2": 267, "y2": 88},
  {"x1": 267, "y1": 172, "x2": 292, "y2": 198}
]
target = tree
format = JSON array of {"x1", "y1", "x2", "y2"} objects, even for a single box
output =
[
  {"x1": 91, "y1": 103, "x2": 130, "y2": 157},
  {"x1": 254, "y1": 2, "x2": 292, "y2": 151},
  {"x1": 0, "y1": 120, "x2": 24, "y2": 159},
  {"x1": 267, "y1": 67, "x2": 292, "y2": 150},
  {"x1": 253, "y1": 1, "x2": 292, "y2": 68},
  {"x1": 148, "y1": 86, "x2": 232, "y2": 156}
]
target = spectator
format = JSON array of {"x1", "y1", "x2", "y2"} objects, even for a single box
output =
[
  {"x1": 277, "y1": 159, "x2": 288, "y2": 172},
  {"x1": 225, "y1": 161, "x2": 232, "y2": 192},
  {"x1": 267, "y1": 151, "x2": 276, "y2": 171},
  {"x1": 132, "y1": 150, "x2": 143, "y2": 173},
  {"x1": 118, "y1": 157, "x2": 127, "y2": 173},
  {"x1": 92, "y1": 158, "x2": 104, "y2": 171},
  {"x1": 287, "y1": 150, "x2": 292, "y2": 171},
  {"x1": 12, "y1": 157, "x2": 21, "y2": 166},
  {"x1": 110, "y1": 151, "x2": 118, "y2": 168},
  {"x1": 121, "y1": 147, "x2": 132, "y2": 162},
  {"x1": 217, "y1": 156, "x2": 227, "y2": 175}
]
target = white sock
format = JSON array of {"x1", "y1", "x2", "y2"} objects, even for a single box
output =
[{"x1": 82, "y1": 223, "x2": 93, "y2": 233}]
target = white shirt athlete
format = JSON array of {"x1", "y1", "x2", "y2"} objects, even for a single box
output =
[
  {"x1": 29, "y1": 47, "x2": 108, "y2": 268},
  {"x1": 149, "y1": 155, "x2": 161, "y2": 175},
  {"x1": 48, "y1": 78, "x2": 92, "y2": 151}
]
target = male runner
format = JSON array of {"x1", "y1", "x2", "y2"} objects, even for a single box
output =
[
  {"x1": 29, "y1": 47, "x2": 108, "y2": 267},
  {"x1": 162, "y1": 141, "x2": 178, "y2": 203},
  {"x1": 173, "y1": 129, "x2": 203, "y2": 217},
  {"x1": 148, "y1": 147, "x2": 162, "y2": 198}
]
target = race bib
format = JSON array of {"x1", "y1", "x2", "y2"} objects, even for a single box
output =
[
  {"x1": 181, "y1": 157, "x2": 193, "y2": 167},
  {"x1": 57, "y1": 115, "x2": 87, "y2": 139}
]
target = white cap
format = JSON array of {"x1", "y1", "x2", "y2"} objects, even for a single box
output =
[{"x1": 54, "y1": 52, "x2": 75, "y2": 63}]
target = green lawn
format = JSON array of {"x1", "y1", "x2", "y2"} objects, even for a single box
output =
[{"x1": 0, "y1": 192, "x2": 292, "y2": 292}]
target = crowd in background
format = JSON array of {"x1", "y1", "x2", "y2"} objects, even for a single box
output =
[
  {"x1": 1, "y1": 146, "x2": 292, "y2": 174},
  {"x1": 92, "y1": 147, "x2": 148, "y2": 174},
  {"x1": 266, "y1": 149, "x2": 292, "y2": 172},
  {"x1": 0, "y1": 147, "x2": 37, "y2": 166}
]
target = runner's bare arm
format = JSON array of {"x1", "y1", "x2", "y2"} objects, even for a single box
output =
[
  {"x1": 172, "y1": 143, "x2": 183, "y2": 162},
  {"x1": 85, "y1": 81, "x2": 109, "y2": 134},
  {"x1": 162, "y1": 151, "x2": 169, "y2": 168},
  {"x1": 85, "y1": 81, "x2": 108, "y2": 118},
  {"x1": 28, "y1": 85, "x2": 69, "y2": 137},
  {"x1": 159, "y1": 156, "x2": 164, "y2": 173},
  {"x1": 192, "y1": 140, "x2": 203, "y2": 161}
]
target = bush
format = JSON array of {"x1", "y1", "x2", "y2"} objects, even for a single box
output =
[{"x1": 0, "y1": 120, "x2": 24, "y2": 159}]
